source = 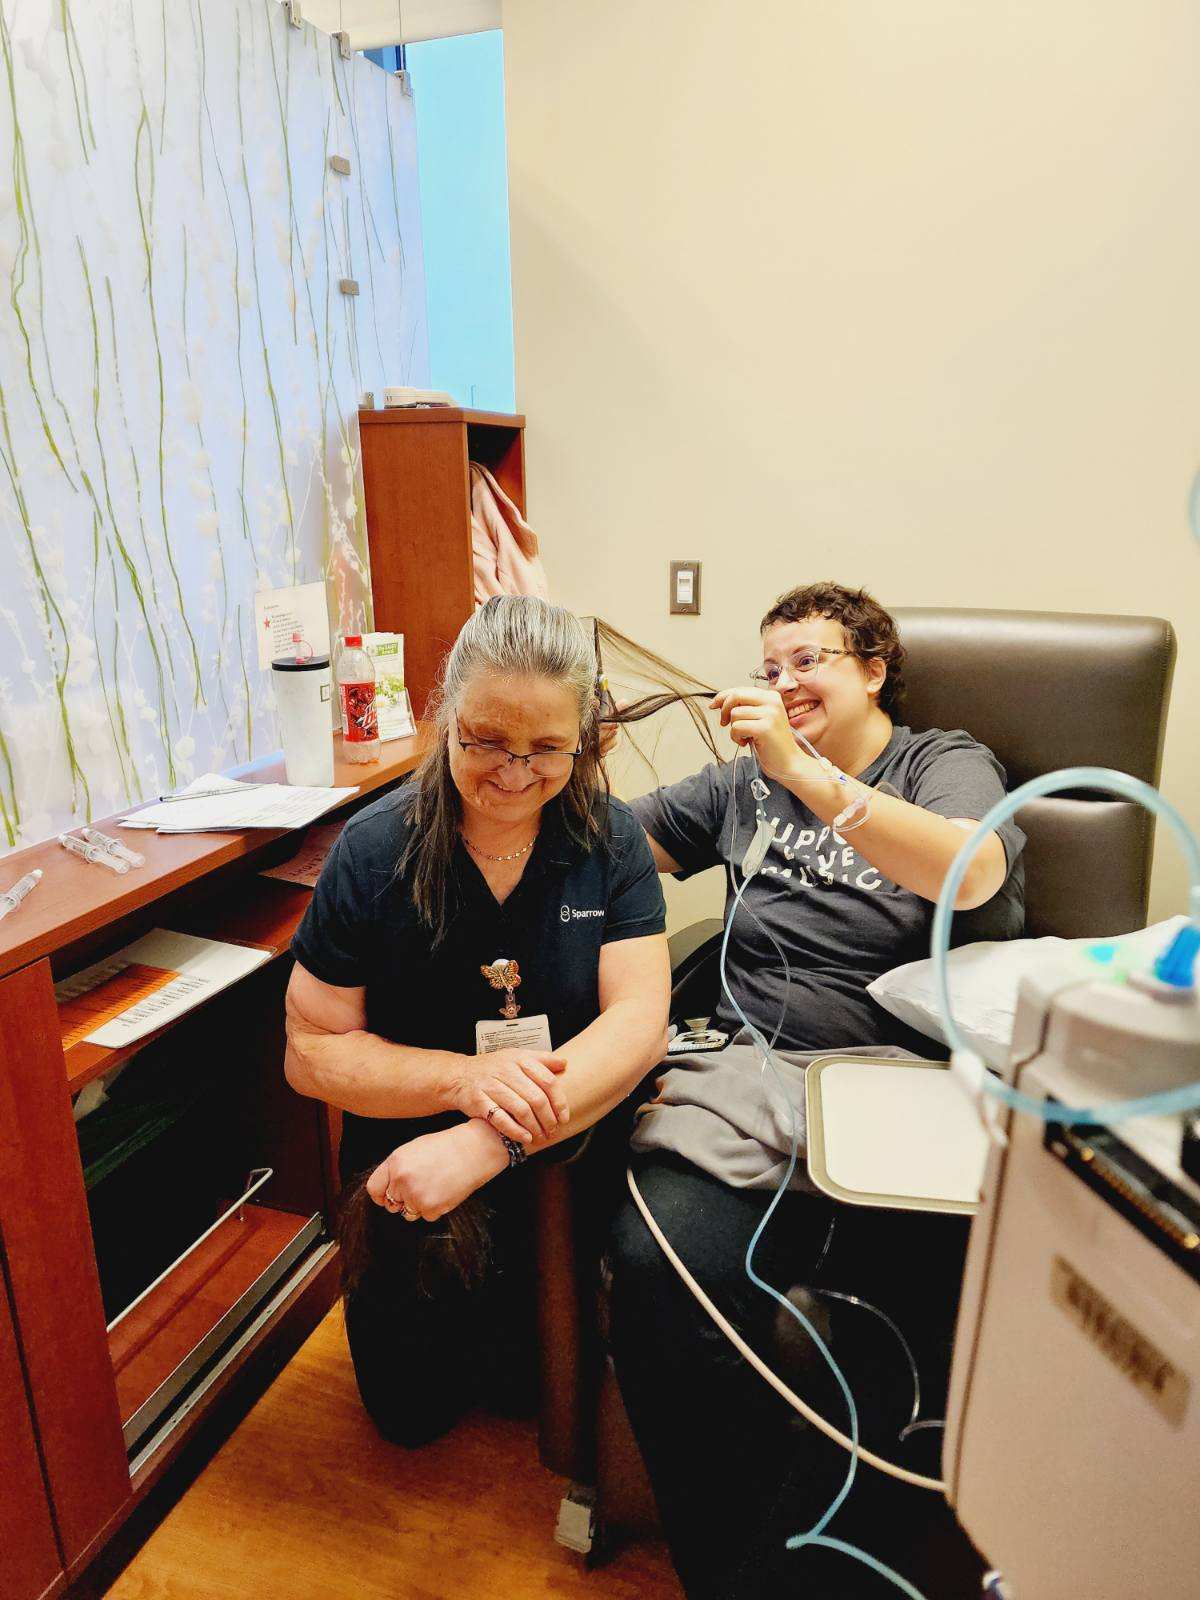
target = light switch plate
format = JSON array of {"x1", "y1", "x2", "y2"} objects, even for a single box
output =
[{"x1": 669, "y1": 560, "x2": 701, "y2": 616}]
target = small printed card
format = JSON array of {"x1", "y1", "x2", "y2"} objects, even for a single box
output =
[
  {"x1": 59, "y1": 963, "x2": 181, "y2": 1051},
  {"x1": 474, "y1": 1014, "x2": 553, "y2": 1055},
  {"x1": 254, "y1": 581, "x2": 331, "y2": 669}
]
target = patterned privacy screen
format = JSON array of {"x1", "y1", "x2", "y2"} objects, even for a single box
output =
[{"x1": 0, "y1": 0, "x2": 427, "y2": 851}]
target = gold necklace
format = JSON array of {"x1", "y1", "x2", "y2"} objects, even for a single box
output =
[{"x1": 462, "y1": 832, "x2": 537, "y2": 864}]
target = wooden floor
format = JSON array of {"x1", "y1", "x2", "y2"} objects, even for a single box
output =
[{"x1": 102, "y1": 1304, "x2": 682, "y2": 1600}]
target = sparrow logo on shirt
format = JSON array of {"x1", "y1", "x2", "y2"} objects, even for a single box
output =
[{"x1": 560, "y1": 904, "x2": 604, "y2": 922}]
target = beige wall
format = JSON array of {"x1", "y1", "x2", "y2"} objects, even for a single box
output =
[{"x1": 502, "y1": 1, "x2": 1200, "y2": 932}]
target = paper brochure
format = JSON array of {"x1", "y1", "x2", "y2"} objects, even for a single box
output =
[{"x1": 56, "y1": 930, "x2": 272, "y2": 1050}]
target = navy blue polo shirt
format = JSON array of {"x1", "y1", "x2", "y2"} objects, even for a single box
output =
[{"x1": 291, "y1": 783, "x2": 666, "y2": 1175}]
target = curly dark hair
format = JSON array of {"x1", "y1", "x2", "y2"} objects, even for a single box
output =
[{"x1": 759, "y1": 582, "x2": 905, "y2": 718}]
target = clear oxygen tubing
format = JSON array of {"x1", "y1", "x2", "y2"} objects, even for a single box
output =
[
  {"x1": 714, "y1": 754, "x2": 934, "y2": 1440},
  {"x1": 931, "y1": 767, "x2": 1200, "y2": 1126},
  {"x1": 625, "y1": 748, "x2": 941, "y2": 1600},
  {"x1": 781, "y1": 724, "x2": 873, "y2": 832},
  {"x1": 681, "y1": 745, "x2": 928, "y2": 1435},
  {"x1": 627, "y1": 750, "x2": 943, "y2": 1483}
]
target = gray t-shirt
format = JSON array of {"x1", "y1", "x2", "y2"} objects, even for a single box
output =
[{"x1": 630, "y1": 726, "x2": 1025, "y2": 1053}]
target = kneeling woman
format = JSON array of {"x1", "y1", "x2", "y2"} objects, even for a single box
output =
[{"x1": 285, "y1": 596, "x2": 669, "y2": 1445}]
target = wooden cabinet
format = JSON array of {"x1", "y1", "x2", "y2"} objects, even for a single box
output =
[
  {"x1": 358, "y1": 405, "x2": 526, "y2": 718},
  {"x1": 0, "y1": 1264, "x2": 63, "y2": 1600},
  {"x1": 0, "y1": 734, "x2": 419, "y2": 1591},
  {"x1": 0, "y1": 959, "x2": 128, "y2": 1577}
]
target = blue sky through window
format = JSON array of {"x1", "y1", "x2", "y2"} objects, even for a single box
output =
[{"x1": 371, "y1": 31, "x2": 516, "y2": 412}]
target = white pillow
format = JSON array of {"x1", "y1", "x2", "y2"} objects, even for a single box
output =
[{"x1": 867, "y1": 917, "x2": 1189, "y2": 1068}]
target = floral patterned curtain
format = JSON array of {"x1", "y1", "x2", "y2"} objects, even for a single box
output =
[{"x1": 0, "y1": 0, "x2": 427, "y2": 850}]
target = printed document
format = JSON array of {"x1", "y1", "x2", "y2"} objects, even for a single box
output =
[
  {"x1": 120, "y1": 774, "x2": 356, "y2": 834},
  {"x1": 56, "y1": 930, "x2": 272, "y2": 1050}
]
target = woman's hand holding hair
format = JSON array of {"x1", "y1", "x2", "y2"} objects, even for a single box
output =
[
  {"x1": 709, "y1": 687, "x2": 1008, "y2": 909},
  {"x1": 443, "y1": 1047, "x2": 569, "y2": 1145},
  {"x1": 709, "y1": 686, "x2": 828, "y2": 785}
]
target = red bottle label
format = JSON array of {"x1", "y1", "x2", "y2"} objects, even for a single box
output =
[{"x1": 339, "y1": 682, "x2": 378, "y2": 742}]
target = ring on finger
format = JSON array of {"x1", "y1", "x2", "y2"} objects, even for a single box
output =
[{"x1": 486, "y1": 1105, "x2": 498, "y2": 1125}]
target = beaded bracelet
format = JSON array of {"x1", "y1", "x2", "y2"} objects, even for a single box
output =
[{"x1": 499, "y1": 1133, "x2": 528, "y2": 1169}]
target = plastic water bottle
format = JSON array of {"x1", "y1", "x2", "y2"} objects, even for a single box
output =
[{"x1": 337, "y1": 635, "x2": 380, "y2": 765}]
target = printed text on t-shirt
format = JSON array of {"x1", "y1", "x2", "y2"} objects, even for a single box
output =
[{"x1": 758, "y1": 819, "x2": 883, "y2": 891}]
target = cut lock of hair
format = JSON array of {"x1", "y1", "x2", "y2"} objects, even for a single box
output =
[
  {"x1": 589, "y1": 617, "x2": 720, "y2": 766},
  {"x1": 338, "y1": 1179, "x2": 493, "y2": 1299}
]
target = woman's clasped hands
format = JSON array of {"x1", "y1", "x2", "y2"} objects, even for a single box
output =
[
  {"x1": 367, "y1": 1046, "x2": 570, "y2": 1219},
  {"x1": 445, "y1": 1045, "x2": 570, "y2": 1144}
]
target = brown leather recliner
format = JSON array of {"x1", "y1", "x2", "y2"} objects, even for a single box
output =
[{"x1": 535, "y1": 606, "x2": 1177, "y2": 1552}]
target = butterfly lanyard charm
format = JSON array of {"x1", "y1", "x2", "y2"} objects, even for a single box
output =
[{"x1": 480, "y1": 957, "x2": 522, "y2": 1019}]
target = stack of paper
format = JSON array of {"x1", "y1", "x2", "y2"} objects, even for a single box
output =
[
  {"x1": 56, "y1": 930, "x2": 272, "y2": 1050},
  {"x1": 121, "y1": 774, "x2": 357, "y2": 835}
]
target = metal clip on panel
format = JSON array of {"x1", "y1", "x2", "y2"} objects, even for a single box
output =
[{"x1": 107, "y1": 1167, "x2": 274, "y2": 1333}]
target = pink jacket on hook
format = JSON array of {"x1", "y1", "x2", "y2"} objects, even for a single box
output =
[{"x1": 470, "y1": 462, "x2": 550, "y2": 603}]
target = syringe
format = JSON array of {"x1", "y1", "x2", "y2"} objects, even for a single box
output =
[
  {"x1": 59, "y1": 833, "x2": 129, "y2": 874},
  {"x1": 81, "y1": 828, "x2": 145, "y2": 869},
  {"x1": 0, "y1": 867, "x2": 43, "y2": 921}
]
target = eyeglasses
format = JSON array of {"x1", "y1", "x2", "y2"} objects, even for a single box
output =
[
  {"x1": 749, "y1": 646, "x2": 854, "y2": 687},
  {"x1": 454, "y1": 719, "x2": 583, "y2": 779}
]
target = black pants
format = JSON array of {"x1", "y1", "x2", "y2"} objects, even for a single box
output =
[
  {"x1": 608, "y1": 1154, "x2": 981, "y2": 1600},
  {"x1": 340, "y1": 1141, "x2": 538, "y2": 1448}
]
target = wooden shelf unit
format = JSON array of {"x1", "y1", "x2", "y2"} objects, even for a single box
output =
[
  {"x1": 61, "y1": 875, "x2": 317, "y2": 1096},
  {"x1": 358, "y1": 405, "x2": 527, "y2": 718},
  {"x1": 0, "y1": 732, "x2": 421, "y2": 1597},
  {"x1": 0, "y1": 1273, "x2": 62, "y2": 1600}
]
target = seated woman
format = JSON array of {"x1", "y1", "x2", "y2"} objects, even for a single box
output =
[
  {"x1": 608, "y1": 582, "x2": 1025, "y2": 1600},
  {"x1": 285, "y1": 595, "x2": 669, "y2": 1448}
]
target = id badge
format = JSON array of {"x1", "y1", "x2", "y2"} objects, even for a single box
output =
[{"x1": 475, "y1": 1013, "x2": 553, "y2": 1056}]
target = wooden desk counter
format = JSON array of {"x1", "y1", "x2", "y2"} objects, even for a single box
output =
[{"x1": 0, "y1": 733, "x2": 422, "y2": 982}]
